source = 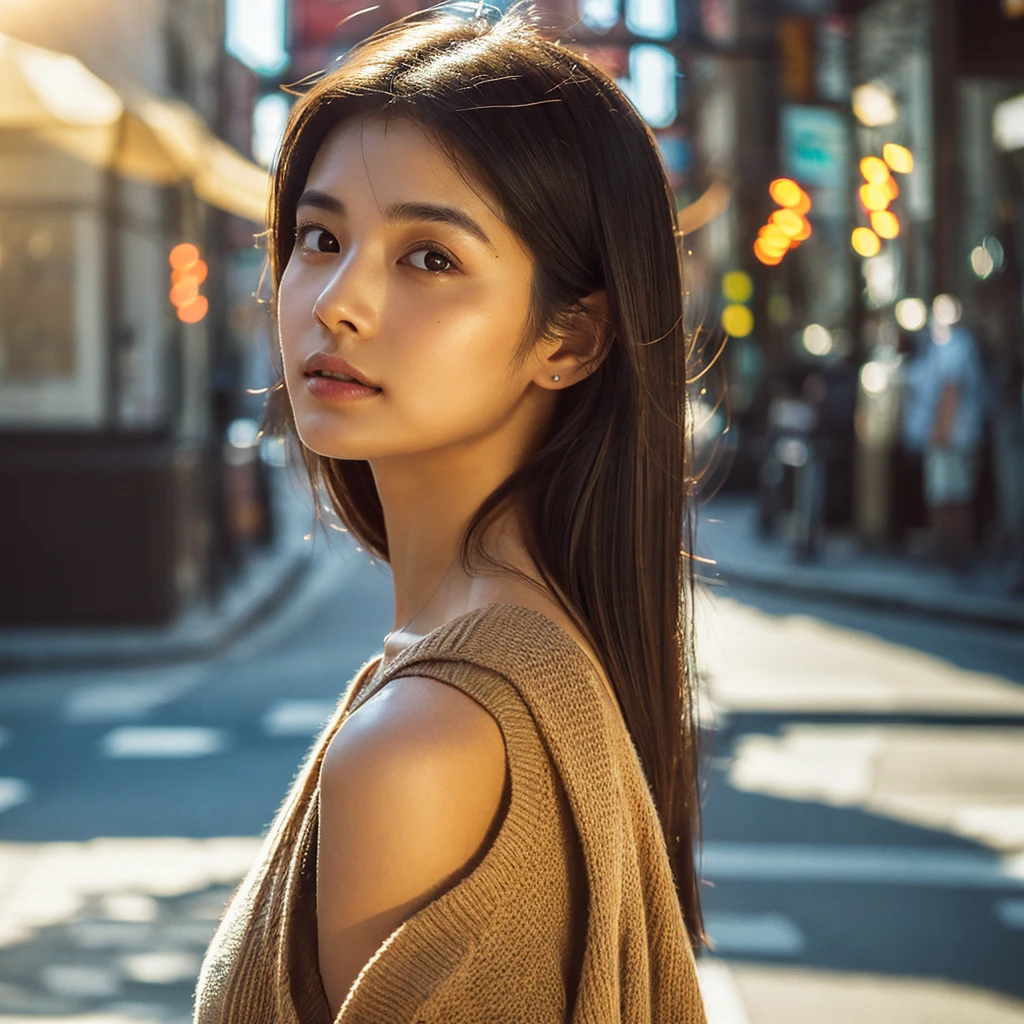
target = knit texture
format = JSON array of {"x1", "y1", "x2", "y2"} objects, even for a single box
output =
[{"x1": 194, "y1": 602, "x2": 707, "y2": 1024}]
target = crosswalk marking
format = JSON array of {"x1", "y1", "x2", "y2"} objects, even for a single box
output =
[
  {"x1": 261, "y1": 700, "x2": 336, "y2": 737},
  {"x1": 696, "y1": 958, "x2": 751, "y2": 1024},
  {"x1": 100, "y1": 727, "x2": 228, "y2": 759},
  {"x1": 63, "y1": 667, "x2": 204, "y2": 724},
  {"x1": 0, "y1": 778, "x2": 30, "y2": 814},
  {"x1": 704, "y1": 911, "x2": 806, "y2": 956},
  {"x1": 994, "y1": 898, "x2": 1024, "y2": 929},
  {"x1": 703, "y1": 842, "x2": 1024, "y2": 890}
]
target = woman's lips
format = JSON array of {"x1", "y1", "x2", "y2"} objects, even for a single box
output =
[{"x1": 305, "y1": 374, "x2": 381, "y2": 402}]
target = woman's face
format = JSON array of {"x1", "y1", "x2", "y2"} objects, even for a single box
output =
[{"x1": 277, "y1": 115, "x2": 547, "y2": 463}]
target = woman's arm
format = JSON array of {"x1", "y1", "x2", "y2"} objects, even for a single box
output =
[{"x1": 316, "y1": 675, "x2": 508, "y2": 1016}]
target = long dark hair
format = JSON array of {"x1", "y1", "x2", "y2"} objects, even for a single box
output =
[{"x1": 265, "y1": 4, "x2": 704, "y2": 948}]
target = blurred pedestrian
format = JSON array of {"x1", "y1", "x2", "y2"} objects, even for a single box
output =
[
  {"x1": 904, "y1": 295, "x2": 988, "y2": 570},
  {"x1": 193, "y1": 8, "x2": 707, "y2": 1024}
]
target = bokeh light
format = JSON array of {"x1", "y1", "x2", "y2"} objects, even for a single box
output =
[
  {"x1": 859, "y1": 184, "x2": 891, "y2": 212},
  {"x1": 770, "y1": 208, "x2": 805, "y2": 238},
  {"x1": 859, "y1": 156, "x2": 890, "y2": 184},
  {"x1": 895, "y1": 297, "x2": 928, "y2": 331},
  {"x1": 722, "y1": 270, "x2": 754, "y2": 304},
  {"x1": 852, "y1": 82, "x2": 898, "y2": 126},
  {"x1": 721, "y1": 303, "x2": 755, "y2": 338},
  {"x1": 754, "y1": 239, "x2": 784, "y2": 265},
  {"x1": 883, "y1": 143, "x2": 914, "y2": 174},
  {"x1": 970, "y1": 245, "x2": 995, "y2": 279},
  {"x1": 169, "y1": 243, "x2": 200, "y2": 271},
  {"x1": 802, "y1": 323, "x2": 833, "y2": 357},
  {"x1": 177, "y1": 296, "x2": 210, "y2": 324},
  {"x1": 852, "y1": 227, "x2": 882, "y2": 257},
  {"x1": 860, "y1": 360, "x2": 890, "y2": 394},
  {"x1": 871, "y1": 211, "x2": 900, "y2": 239},
  {"x1": 769, "y1": 178, "x2": 802, "y2": 207},
  {"x1": 932, "y1": 293, "x2": 962, "y2": 327}
]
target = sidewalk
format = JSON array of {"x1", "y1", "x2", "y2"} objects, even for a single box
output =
[
  {"x1": 698, "y1": 495, "x2": 1024, "y2": 632},
  {"x1": 0, "y1": 470, "x2": 315, "y2": 673}
]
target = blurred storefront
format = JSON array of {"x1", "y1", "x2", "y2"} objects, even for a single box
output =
[
  {"x1": 0, "y1": 1, "x2": 271, "y2": 626},
  {"x1": 683, "y1": 0, "x2": 1024, "y2": 568}
]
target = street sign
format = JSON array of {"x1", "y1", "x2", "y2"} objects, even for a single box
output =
[{"x1": 781, "y1": 105, "x2": 850, "y2": 189}]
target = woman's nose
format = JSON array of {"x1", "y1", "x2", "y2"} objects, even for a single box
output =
[{"x1": 311, "y1": 248, "x2": 383, "y2": 338}]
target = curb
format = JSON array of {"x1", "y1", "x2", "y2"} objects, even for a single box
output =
[
  {"x1": 0, "y1": 549, "x2": 313, "y2": 674},
  {"x1": 710, "y1": 565, "x2": 1024, "y2": 633}
]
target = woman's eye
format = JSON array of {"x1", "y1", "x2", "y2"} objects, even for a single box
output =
[
  {"x1": 297, "y1": 225, "x2": 339, "y2": 253},
  {"x1": 406, "y1": 248, "x2": 454, "y2": 274}
]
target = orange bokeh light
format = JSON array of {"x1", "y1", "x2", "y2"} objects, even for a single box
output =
[
  {"x1": 176, "y1": 295, "x2": 209, "y2": 323},
  {"x1": 883, "y1": 175, "x2": 899, "y2": 201},
  {"x1": 851, "y1": 226, "x2": 882, "y2": 257},
  {"x1": 769, "y1": 178, "x2": 802, "y2": 207},
  {"x1": 794, "y1": 217, "x2": 812, "y2": 241},
  {"x1": 770, "y1": 208, "x2": 805, "y2": 238},
  {"x1": 169, "y1": 243, "x2": 200, "y2": 271},
  {"x1": 172, "y1": 259, "x2": 208, "y2": 286},
  {"x1": 871, "y1": 210, "x2": 901, "y2": 239},
  {"x1": 170, "y1": 278, "x2": 199, "y2": 307},
  {"x1": 791, "y1": 191, "x2": 812, "y2": 216},
  {"x1": 859, "y1": 156, "x2": 890, "y2": 185},
  {"x1": 759, "y1": 226, "x2": 791, "y2": 254},
  {"x1": 859, "y1": 183, "x2": 891, "y2": 212},
  {"x1": 754, "y1": 239, "x2": 783, "y2": 265}
]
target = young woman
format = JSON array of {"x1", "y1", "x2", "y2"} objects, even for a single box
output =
[{"x1": 195, "y1": 6, "x2": 706, "y2": 1022}]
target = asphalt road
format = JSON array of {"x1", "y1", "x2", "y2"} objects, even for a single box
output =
[{"x1": 1, "y1": 535, "x2": 1022, "y2": 1023}]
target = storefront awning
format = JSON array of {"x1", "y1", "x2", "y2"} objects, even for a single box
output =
[{"x1": 0, "y1": 32, "x2": 269, "y2": 223}]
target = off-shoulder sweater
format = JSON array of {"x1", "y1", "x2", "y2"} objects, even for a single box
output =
[{"x1": 193, "y1": 602, "x2": 707, "y2": 1024}]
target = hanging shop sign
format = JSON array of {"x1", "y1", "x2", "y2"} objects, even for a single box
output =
[{"x1": 780, "y1": 104, "x2": 850, "y2": 190}]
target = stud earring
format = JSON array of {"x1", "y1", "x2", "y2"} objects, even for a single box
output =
[{"x1": 552, "y1": 374, "x2": 561, "y2": 382}]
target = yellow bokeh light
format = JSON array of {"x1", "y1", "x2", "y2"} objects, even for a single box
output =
[
  {"x1": 851, "y1": 226, "x2": 882, "y2": 257},
  {"x1": 791, "y1": 191, "x2": 812, "y2": 216},
  {"x1": 169, "y1": 243, "x2": 200, "y2": 271},
  {"x1": 769, "y1": 178, "x2": 802, "y2": 207},
  {"x1": 859, "y1": 183, "x2": 890, "y2": 212},
  {"x1": 770, "y1": 208, "x2": 805, "y2": 238},
  {"x1": 722, "y1": 270, "x2": 754, "y2": 304},
  {"x1": 760, "y1": 223, "x2": 791, "y2": 249},
  {"x1": 871, "y1": 210, "x2": 900, "y2": 239},
  {"x1": 722, "y1": 303, "x2": 755, "y2": 338},
  {"x1": 883, "y1": 143, "x2": 914, "y2": 174},
  {"x1": 883, "y1": 175, "x2": 899, "y2": 200},
  {"x1": 754, "y1": 239, "x2": 784, "y2": 265},
  {"x1": 859, "y1": 156, "x2": 890, "y2": 185}
]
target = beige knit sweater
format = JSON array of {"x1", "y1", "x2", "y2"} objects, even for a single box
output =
[{"x1": 194, "y1": 602, "x2": 707, "y2": 1024}]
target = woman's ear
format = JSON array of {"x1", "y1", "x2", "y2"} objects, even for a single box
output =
[{"x1": 533, "y1": 290, "x2": 610, "y2": 390}]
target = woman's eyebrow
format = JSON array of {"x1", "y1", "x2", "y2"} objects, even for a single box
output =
[{"x1": 296, "y1": 190, "x2": 494, "y2": 250}]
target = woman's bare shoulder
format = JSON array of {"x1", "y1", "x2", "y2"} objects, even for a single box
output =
[{"x1": 316, "y1": 675, "x2": 508, "y2": 1015}]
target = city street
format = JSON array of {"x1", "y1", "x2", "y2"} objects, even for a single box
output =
[{"x1": 1, "y1": 531, "x2": 1023, "y2": 1023}]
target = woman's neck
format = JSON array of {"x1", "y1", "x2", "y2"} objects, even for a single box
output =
[{"x1": 371, "y1": 440, "x2": 531, "y2": 637}]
